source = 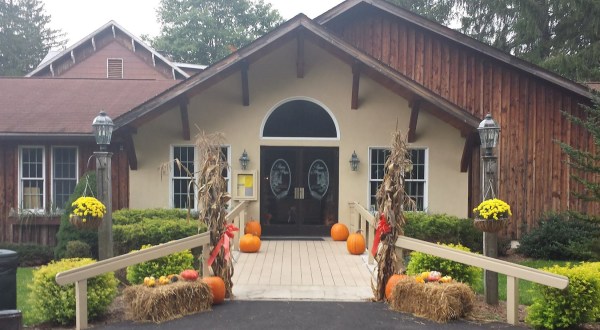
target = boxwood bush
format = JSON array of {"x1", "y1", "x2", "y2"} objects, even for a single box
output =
[
  {"x1": 404, "y1": 212, "x2": 483, "y2": 253},
  {"x1": 518, "y1": 212, "x2": 600, "y2": 261},
  {"x1": 126, "y1": 244, "x2": 195, "y2": 284},
  {"x1": 406, "y1": 243, "x2": 482, "y2": 287},
  {"x1": 28, "y1": 258, "x2": 118, "y2": 325},
  {"x1": 526, "y1": 262, "x2": 600, "y2": 329},
  {"x1": 0, "y1": 243, "x2": 53, "y2": 266}
]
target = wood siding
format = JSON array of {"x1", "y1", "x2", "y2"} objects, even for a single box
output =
[
  {"x1": 327, "y1": 10, "x2": 598, "y2": 238},
  {"x1": 0, "y1": 141, "x2": 129, "y2": 246}
]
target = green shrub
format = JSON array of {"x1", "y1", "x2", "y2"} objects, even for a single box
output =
[
  {"x1": 0, "y1": 243, "x2": 53, "y2": 266},
  {"x1": 64, "y1": 240, "x2": 92, "y2": 258},
  {"x1": 126, "y1": 244, "x2": 194, "y2": 284},
  {"x1": 54, "y1": 172, "x2": 99, "y2": 260},
  {"x1": 518, "y1": 212, "x2": 600, "y2": 261},
  {"x1": 112, "y1": 208, "x2": 197, "y2": 225},
  {"x1": 526, "y1": 262, "x2": 600, "y2": 329},
  {"x1": 404, "y1": 213, "x2": 483, "y2": 252},
  {"x1": 406, "y1": 243, "x2": 482, "y2": 287},
  {"x1": 28, "y1": 258, "x2": 118, "y2": 325}
]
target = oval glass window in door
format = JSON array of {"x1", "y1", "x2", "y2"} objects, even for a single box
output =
[
  {"x1": 308, "y1": 159, "x2": 329, "y2": 200},
  {"x1": 270, "y1": 159, "x2": 291, "y2": 199}
]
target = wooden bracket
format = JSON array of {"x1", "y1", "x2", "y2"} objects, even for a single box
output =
[
  {"x1": 408, "y1": 99, "x2": 421, "y2": 142},
  {"x1": 460, "y1": 132, "x2": 477, "y2": 173},
  {"x1": 351, "y1": 61, "x2": 361, "y2": 110},
  {"x1": 241, "y1": 60, "x2": 249, "y2": 106},
  {"x1": 122, "y1": 128, "x2": 138, "y2": 170},
  {"x1": 179, "y1": 96, "x2": 190, "y2": 141},
  {"x1": 297, "y1": 31, "x2": 305, "y2": 78}
]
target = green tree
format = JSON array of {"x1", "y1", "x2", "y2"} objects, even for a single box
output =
[
  {"x1": 386, "y1": 0, "x2": 600, "y2": 82},
  {"x1": 151, "y1": 0, "x2": 283, "y2": 65},
  {"x1": 0, "y1": 0, "x2": 66, "y2": 76}
]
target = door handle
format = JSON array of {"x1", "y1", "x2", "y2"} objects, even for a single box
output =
[{"x1": 293, "y1": 187, "x2": 305, "y2": 200}]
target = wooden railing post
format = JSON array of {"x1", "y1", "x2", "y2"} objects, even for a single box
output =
[
  {"x1": 506, "y1": 276, "x2": 519, "y2": 325},
  {"x1": 202, "y1": 243, "x2": 210, "y2": 277},
  {"x1": 75, "y1": 280, "x2": 87, "y2": 330}
]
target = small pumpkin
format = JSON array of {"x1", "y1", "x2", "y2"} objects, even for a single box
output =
[
  {"x1": 331, "y1": 223, "x2": 349, "y2": 241},
  {"x1": 239, "y1": 234, "x2": 261, "y2": 253},
  {"x1": 244, "y1": 220, "x2": 262, "y2": 237},
  {"x1": 180, "y1": 269, "x2": 199, "y2": 281},
  {"x1": 427, "y1": 271, "x2": 442, "y2": 282},
  {"x1": 346, "y1": 230, "x2": 366, "y2": 255},
  {"x1": 203, "y1": 276, "x2": 226, "y2": 304},
  {"x1": 385, "y1": 274, "x2": 407, "y2": 300}
]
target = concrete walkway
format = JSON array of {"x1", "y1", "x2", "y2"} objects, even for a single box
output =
[{"x1": 232, "y1": 238, "x2": 374, "y2": 301}]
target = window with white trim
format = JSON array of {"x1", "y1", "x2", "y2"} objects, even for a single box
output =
[
  {"x1": 369, "y1": 148, "x2": 427, "y2": 211},
  {"x1": 20, "y1": 147, "x2": 45, "y2": 210},
  {"x1": 52, "y1": 147, "x2": 78, "y2": 210},
  {"x1": 171, "y1": 145, "x2": 230, "y2": 209}
]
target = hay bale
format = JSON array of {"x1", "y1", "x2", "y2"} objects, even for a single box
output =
[
  {"x1": 123, "y1": 280, "x2": 212, "y2": 323},
  {"x1": 389, "y1": 278, "x2": 475, "y2": 323}
]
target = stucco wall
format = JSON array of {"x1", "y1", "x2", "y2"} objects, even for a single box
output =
[{"x1": 129, "y1": 39, "x2": 468, "y2": 228}]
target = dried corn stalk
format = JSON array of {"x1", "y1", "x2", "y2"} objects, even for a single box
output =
[
  {"x1": 372, "y1": 131, "x2": 414, "y2": 301},
  {"x1": 195, "y1": 132, "x2": 234, "y2": 298}
]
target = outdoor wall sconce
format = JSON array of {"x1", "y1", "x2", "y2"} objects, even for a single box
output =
[
  {"x1": 349, "y1": 150, "x2": 360, "y2": 171},
  {"x1": 92, "y1": 111, "x2": 114, "y2": 151},
  {"x1": 239, "y1": 149, "x2": 250, "y2": 170}
]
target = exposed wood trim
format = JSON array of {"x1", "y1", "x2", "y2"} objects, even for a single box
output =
[
  {"x1": 241, "y1": 60, "x2": 250, "y2": 106},
  {"x1": 121, "y1": 129, "x2": 138, "y2": 170},
  {"x1": 152, "y1": 53, "x2": 156, "y2": 67},
  {"x1": 408, "y1": 99, "x2": 421, "y2": 142},
  {"x1": 297, "y1": 31, "x2": 305, "y2": 78},
  {"x1": 460, "y1": 132, "x2": 477, "y2": 173},
  {"x1": 351, "y1": 61, "x2": 360, "y2": 109},
  {"x1": 179, "y1": 97, "x2": 190, "y2": 141},
  {"x1": 131, "y1": 38, "x2": 136, "y2": 52},
  {"x1": 112, "y1": 25, "x2": 116, "y2": 38},
  {"x1": 92, "y1": 37, "x2": 96, "y2": 51},
  {"x1": 70, "y1": 50, "x2": 75, "y2": 63},
  {"x1": 50, "y1": 63, "x2": 54, "y2": 77}
]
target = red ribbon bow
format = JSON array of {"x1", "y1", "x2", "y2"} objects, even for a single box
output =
[
  {"x1": 372, "y1": 213, "x2": 391, "y2": 257},
  {"x1": 207, "y1": 223, "x2": 239, "y2": 267}
]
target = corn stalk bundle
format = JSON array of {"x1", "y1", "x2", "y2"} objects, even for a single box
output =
[
  {"x1": 372, "y1": 131, "x2": 414, "y2": 301},
  {"x1": 195, "y1": 132, "x2": 234, "y2": 297}
]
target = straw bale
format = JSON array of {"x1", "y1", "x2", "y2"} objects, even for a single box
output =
[
  {"x1": 123, "y1": 280, "x2": 212, "y2": 323},
  {"x1": 389, "y1": 278, "x2": 475, "y2": 323}
]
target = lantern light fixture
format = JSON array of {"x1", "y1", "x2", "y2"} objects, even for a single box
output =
[
  {"x1": 349, "y1": 150, "x2": 360, "y2": 171},
  {"x1": 92, "y1": 111, "x2": 114, "y2": 151}
]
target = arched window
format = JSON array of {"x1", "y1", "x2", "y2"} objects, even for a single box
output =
[{"x1": 263, "y1": 100, "x2": 337, "y2": 138}]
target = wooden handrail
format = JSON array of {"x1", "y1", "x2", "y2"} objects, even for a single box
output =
[{"x1": 348, "y1": 201, "x2": 569, "y2": 325}]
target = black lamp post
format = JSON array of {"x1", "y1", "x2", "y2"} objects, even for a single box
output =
[
  {"x1": 349, "y1": 151, "x2": 360, "y2": 171},
  {"x1": 93, "y1": 111, "x2": 114, "y2": 260},
  {"x1": 478, "y1": 113, "x2": 500, "y2": 305},
  {"x1": 239, "y1": 149, "x2": 249, "y2": 170}
]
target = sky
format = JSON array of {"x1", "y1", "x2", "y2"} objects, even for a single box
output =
[{"x1": 43, "y1": 0, "x2": 345, "y2": 48}]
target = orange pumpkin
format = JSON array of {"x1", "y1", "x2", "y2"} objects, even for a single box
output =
[
  {"x1": 244, "y1": 220, "x2": 262, "y2": 237},
  {"x1": 331, "y1": 223, "x2": 349, "y2": 241},
  {"x1": 239, "y1": 234, "x2": 261, "y2": 253},
  {"x1": 202, "y1": 276, "x2": 226, "y2": 304},
  {"x1": 346, "y1": 230, "x2": 366, "y2": 255},
  {"x1": 385, "y1": 274, "x2": 408, "y2": 300}
]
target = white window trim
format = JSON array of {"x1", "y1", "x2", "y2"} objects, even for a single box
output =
[
  {"x1": 222, "y1": 145, "x2": 231, "y2": 194},
  {"x1": 50, "y1": 146, "x2": 79, "y2": 212},
  {"x1": 367, "y1": 146, "x2": 429, "y2": 212},
  {"x1": 170, "y1": 144, "x2": 198, "y2": 210},
  {"x1": 18, "y1": 145, "x2": 46, "y2": 213}
]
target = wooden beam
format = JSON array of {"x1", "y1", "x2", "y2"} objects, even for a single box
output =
[
  {"x1": 179, "y1": 97, "x2": 190, "y2": 141},
  {"x1": 297, "y1": 31, "x2": 304, "y2": 78},
  {"x1": 408, "y1": 100, "x2": 421, "y2": 142},
  {"x1": 122, "y1": 129, "x2": 138, "y2": 170},
  {"x1": 351, "y1": 61, "x2": 360, "y2": 110},
  {"x1": 460, "y1": 132, "x2": 477, "y2": 173},
  {"x1": 241, "y1": 60, "x2": 249, "y2": 106}
]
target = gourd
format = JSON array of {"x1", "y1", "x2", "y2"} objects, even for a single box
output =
[
  {"x1": 385, "y1": 274, "x2": 407, "y2": 300},
  {"x1": 244, "y1": 220, "x2": 262, "y2": 237},
  {"x1": 180, "y1": 269, "x2": 199, "y2": 281},
  {"x1": 239, "y1": 234, "x2": 261, "y2": 253},
  {"x1": 202, "y1": 276, "x2": 226, "y2": 304},
  {"x1": 346, "y1": 230, "x2": 366, "y2": 255},
  {"x1": 331, "y1": 223, "x2": 349, "y2": 241}
]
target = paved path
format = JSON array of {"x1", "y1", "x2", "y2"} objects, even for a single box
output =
[
  {"x1": 96, "y1": 301, "x2": 525, "y2": 330},
  {"x1": 232, "y1": 239, "x2": 373, "y2": 301}
]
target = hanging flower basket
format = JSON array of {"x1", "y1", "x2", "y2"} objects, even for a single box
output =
[
  {"x1": 472, "y1": 198, "x2": 512, "y2": 233},
  {"x1": 473, "y1": 217, "x2": 508, "y2": 233},
  {"x1": 69, "y1": 196, "x2": 106, "y2": 230}
]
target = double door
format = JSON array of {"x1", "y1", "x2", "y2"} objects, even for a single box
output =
[{"x1": 260, "y1": 147, "x2": 338, "y2": 236}]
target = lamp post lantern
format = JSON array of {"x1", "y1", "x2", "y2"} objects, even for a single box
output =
[
  {"x1": 93, "y1": 111, "x2": 114, "y2": 260},
  {"x1": 478, "y1": 113, "x2": 500, "y2": 305}
]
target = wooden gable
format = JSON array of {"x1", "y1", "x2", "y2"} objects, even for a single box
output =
[{"x1": 319, "y1": 0, "x2": 598, "y2": 237}]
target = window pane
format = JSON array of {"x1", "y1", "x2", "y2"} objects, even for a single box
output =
[
  {"x1": 22, "y1": 179, "x2": 43, "y2": 209},
  {"x1": 173, "y1": 146, "x2": 195, "y2": 209},
  {"x1": 53, "y1": 147, "x2": 77, "y2": 209}
]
